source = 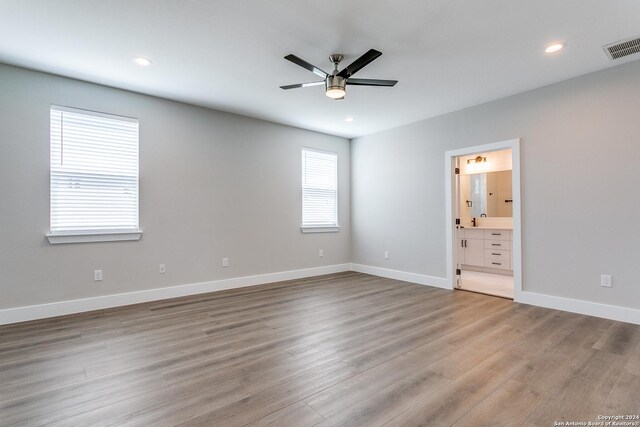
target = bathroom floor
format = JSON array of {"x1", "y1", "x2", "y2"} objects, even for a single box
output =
[{"x1": 459, "y1": 270, "x2": 514, "y2": 299}]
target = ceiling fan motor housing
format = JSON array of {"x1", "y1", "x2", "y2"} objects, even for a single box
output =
[{"x1": 326, "y1": 75, "x2": 346, "y2": 92}]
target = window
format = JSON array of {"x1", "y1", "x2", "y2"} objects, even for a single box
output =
[
  {"x1": 46, "y1": 106, "x2": 141, "y2": 244},
  {"x1": 301, "y1": 148, "x2": 339, "y2": 232}
]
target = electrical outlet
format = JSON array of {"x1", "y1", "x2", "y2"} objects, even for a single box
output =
[
  {"x1": 159, "y1": 264, "x2": 166, "y2": 274},
  {"x1": 319, "y1": 249, "x2": 324, "y2": 257},
  {"x1": 601, "y1": 274, "x2": 612, "y2": 288},
  {"x1": 384, "y1": 251, "x2": 389, "y2": 260},
  {"x1": 222, "y1": 257, "x2": 229, "y2": 267},
  {"x1": 93, "y1": 269, "x2": 103, "y2": 282}
]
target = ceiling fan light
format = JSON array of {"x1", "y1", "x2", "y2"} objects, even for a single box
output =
[
  {"x1": 326, "y1": 87, "x2": 346, "y2": 99},
  {"x1": 325, "y1": 75, "x2": 346, "y2": 99}
]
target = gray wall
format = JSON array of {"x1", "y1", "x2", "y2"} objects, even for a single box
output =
[
  {"x1": 352, "y1": 59, "x2": 640, "y2": 310},
  {"x1": 3, "y1": 58, "x2": 639, "y2": 313},
  {"x1": 0, "y1": 64, "x2": 350, "y2": 309}
]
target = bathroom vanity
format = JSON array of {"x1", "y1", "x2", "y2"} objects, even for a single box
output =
[{"x1": 458, "y1": 227, "x2": 512, "y2": 271}]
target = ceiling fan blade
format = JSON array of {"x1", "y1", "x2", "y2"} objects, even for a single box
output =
[
  {"x1": 337, "y1": 49, "x2": 382, "y2": 78},
  {"x1": 280, "y1": 81, "x2": 325, "y2": 90},
  {"x1": 284, "y1": 54, "x2": 328, "y2": 78},
  {"x1": 346, "y1": 78, "x2": 398, "y2": 87}
]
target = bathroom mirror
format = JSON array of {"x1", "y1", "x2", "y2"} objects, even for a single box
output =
[{"x1": 460, "y1": 170, "x2": 512, "y2": 217}]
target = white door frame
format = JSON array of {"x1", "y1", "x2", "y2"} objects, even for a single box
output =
[{"x1": 444, "y1": 138, "x2": 522, "y2": 301}]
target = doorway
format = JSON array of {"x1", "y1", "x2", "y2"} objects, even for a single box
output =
[{"x1": 445, "y1": 139, "x2": 522, "y2": 300}]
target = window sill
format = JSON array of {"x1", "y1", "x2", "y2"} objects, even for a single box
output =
[
  {"x1": 300, "y1": 226, "x2": 340, "y2": 234},
  {"x1": 46, "y1": 230, "x2": 143, "y2": 245}
]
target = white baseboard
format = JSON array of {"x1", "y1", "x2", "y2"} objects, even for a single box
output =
[
  {"x1": 350, "y1": 263, "x2": 451, "y2": 289},
  {"x1": 517, "y1": 291, "x2": 640, "y2": 326},
  {"x1": 0, "y1": 264, "x2": 351, "y2": 325},
  {"x1": 351, "y1": 263, "x2": 640, "y2": 325},
  {"x1": 3, "y1": 262, "x2": 639, "y2": 327}
]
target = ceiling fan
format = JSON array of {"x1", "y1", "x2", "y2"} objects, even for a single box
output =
[{"x1": 280, "y1": 49, "x2": 398, "y2": 100}]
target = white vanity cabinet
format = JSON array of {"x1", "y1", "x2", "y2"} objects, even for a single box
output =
[
  {"x1": 459, "y1": 228, "x2": 484, "y2": 267},
  {"x1": 459, "y1": 228, "x2": 512, "y2": 271}
]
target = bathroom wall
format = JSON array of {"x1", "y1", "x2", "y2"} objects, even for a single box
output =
[
  {"x1": 459, "y1": 149, "x2": 513, "y2": 224},
  {"x1": 459, "y1": 148, "x2": 512, "y2": 175}
]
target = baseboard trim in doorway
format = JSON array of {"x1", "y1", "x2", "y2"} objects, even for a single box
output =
[
  {"x1": 0, "y1": 264, "x2": 352, "y2": 325},
  {"x1": 518, "y1": 291, "x2": 640, "y2": 326},
  {"x1": 350, "y1": 264, "x2": 450, "y2": 289}
]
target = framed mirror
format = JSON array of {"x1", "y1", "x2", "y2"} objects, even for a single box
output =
[{"x1": 460, "y1": 170, "x2": 512, "y2": 217}]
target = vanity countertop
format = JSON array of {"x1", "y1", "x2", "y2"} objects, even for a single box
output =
[{"x1": 461, "y1": 226, "x2": 513, "y2": 230}]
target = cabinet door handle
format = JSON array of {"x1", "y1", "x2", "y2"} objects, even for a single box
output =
[
  {"x1": 491, "y1": 233, "x2": 501, "y2": 236},
  {"x1": 461, "y1": 240, "x2": 464, "y2": 248},
  {"x1": 492, "y1": 252, "x2": 500, "y2": 255},
  {"x1": 492, "y1": 262, "x2": 502, "y2": 265},
  {"x1": 464, "y1": 240, "x2": 467, "y2": 248},
  {"x1": 491, "y1": 243, "x2": 501, "y2": 246}
]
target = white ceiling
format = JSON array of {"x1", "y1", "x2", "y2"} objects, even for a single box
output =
[{"x1": 0, "y1": 1, "x2": 639, "y2": 138}]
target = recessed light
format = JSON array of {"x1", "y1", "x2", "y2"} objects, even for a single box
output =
[
  {"x1": 345, "y1": 117, "x2": 355, "y2": 122},
  {"x1": 544, "y1": 42, "x2": 566, "y2": 54},
  {"x1": 132, "y1": 57, "x2": 152, "y2": 66}
]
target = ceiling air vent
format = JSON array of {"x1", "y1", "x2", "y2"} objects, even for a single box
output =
[{"x1": 603, "y1": 36, "x2": 640, "y2": 60}]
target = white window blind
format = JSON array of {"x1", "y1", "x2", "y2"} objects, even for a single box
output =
[
  {"x1": 301, "y1": 148, "x2": 338, "y2": 228},
  {"x1": 49, "y1": 106, "x2": 139, "y2": 234}
]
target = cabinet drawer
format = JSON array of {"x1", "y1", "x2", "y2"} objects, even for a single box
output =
[
  {"x1": 484, "y1": 240, "x2": 511, "y2": 250},
  {"x1": 483, "y1": 229, "x2": 510, "y2": 241},
  {"x1": 484, "y1": 251, "x2": 511, "y2": 269},
  {"x1": 484, "y1": 249, "x2": 510, "y2": 264}
]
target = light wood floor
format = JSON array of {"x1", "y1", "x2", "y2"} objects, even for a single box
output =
[
  {"x1": 459, "y1": 270, "x2": 514, "y2": 299},
  {"x1": 1, "y1": 272, "x2": 639, "y2": 426}
]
